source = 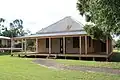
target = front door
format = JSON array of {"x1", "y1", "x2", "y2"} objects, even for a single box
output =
[{"x1": 60, "y1": 38, "x2": 63, "y2": 53}]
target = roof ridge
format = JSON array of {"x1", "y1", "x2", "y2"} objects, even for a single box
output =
[
  {"x1": 70, "y1": 17, "x2": 84, "y2": 27},
  {"x1": 38, "y1": 16, "x2": 71, "y2": 33}
]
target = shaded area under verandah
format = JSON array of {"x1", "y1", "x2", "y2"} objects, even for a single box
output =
[
  {"x1": 12, "y1": 35, "x2": 113, "y2": 61},
  {"x1": 0, "y1": 36, "x2": 22, "y2": 52}
]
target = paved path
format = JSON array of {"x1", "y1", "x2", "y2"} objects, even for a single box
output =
[{"x1": 33, "y1": 59, "x2": 120, "y2": 75}]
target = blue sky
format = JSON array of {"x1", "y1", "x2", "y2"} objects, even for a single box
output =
[{"x1": 0, "y1": 0, "x2": 86, "y2": 33}]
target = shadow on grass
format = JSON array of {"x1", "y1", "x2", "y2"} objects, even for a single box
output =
[
  {"x1": 0, "y1": 52, "x2": 11, "y2": 56},
  {"x1": 110, "y1": 52, "x2": 120, "y2": 62},
  {"x1": 1, "y1": 52, "x2": 120, "y2": 62}
]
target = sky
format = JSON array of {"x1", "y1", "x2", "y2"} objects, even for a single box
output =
[{"x1": 0, "y1": 0, "x2": 86, "y2": 33}]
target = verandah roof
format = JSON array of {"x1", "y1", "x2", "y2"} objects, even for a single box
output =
[
  {"x1": 14, "y1": 30, "x2": 87, "y2": 39},
  {"x1": 0, "y1": 36, "x2": 10, "y2": 39}
]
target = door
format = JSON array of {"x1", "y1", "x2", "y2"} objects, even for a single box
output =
[
  {"x1": 101, "y1": 41, "x2": 106, "y2": 52},
  {"x1": 60, "y1": 38, "x2": 63, "y2": 53}
]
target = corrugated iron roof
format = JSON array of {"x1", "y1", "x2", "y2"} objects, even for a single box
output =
[
  {"x1": 37, "y1": 16, "x2": 85, "y2": 33},
  {"x1": 15, "y1": 30, "x2": 87, "y2": 39},
  {"x1": 15, "y1": 16, "x2": 87, "y2": 39}
]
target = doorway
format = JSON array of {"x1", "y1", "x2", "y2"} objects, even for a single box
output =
[{"x1": 60, "y1": 38, "x2": 63, "y2": 53}]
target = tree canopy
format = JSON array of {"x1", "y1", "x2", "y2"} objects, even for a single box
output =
[
  {"x1": 77, "y1": 0, "x2": 120, "y2": 40},
  {"x1": 115, "y1": 40, "x2": 120, "y2": 48},
  {"x1": 0, "y1": 19, "x2": 30, "y2": 37},
  {"x1": 10, "y1": 19, "x2": 25, "y2": 37}
]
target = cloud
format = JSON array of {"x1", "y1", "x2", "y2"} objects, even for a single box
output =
[{"x1": 0, "y1": 0, "x2": 85, "y2": 33}]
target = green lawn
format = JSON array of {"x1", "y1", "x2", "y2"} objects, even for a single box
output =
[
  {"x1": 56, "y1": 59, "x2": 120, "y2": 69},
  {"x1": 113, "y1": 49, "x2": 120, "y2": 52},
  {"x1": 55, "y1": 53, "x2": 120, "y2": 69},
  {"x1": 0, "y1": 54, "x2": 120, "y2": 80}
]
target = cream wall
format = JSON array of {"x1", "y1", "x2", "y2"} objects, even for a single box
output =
[
  {"x1": 38, "y1": 36, "x2": 95, "y2": 54},
  {"x1": 66, "y1": 37, "x2": 79, "y2": 53},
  {"x1": 38, "y1": 38, "x2": 60, "y2": 53},
  {"x1": 65, "y1": 37, "x2": 92, "y2": 53},
  {"x1": 51, "y1": 38, "x2": 60, "y2": 53},
  {"x1": 38, "y1": 39, "x2": 48, "y2": 53}
]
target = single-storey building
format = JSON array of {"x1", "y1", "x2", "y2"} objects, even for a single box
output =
[
  {"x1": 0, "y1": 36, "x2": 11, "y2": 47},
  {"x1": 0, "y1": 36, "x2": 22, "y2": 52},
  {"x1": 13, "y1": 16, "x2": 113, "y2": 60}
]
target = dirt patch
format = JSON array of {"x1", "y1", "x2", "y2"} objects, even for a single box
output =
[{"x1": 33, "y1": 59, "x2": 120, "y2": 75}]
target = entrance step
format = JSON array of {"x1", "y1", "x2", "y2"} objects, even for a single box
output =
[{"x1": 48, "y1": 54, "x2": 57, "y2": 59}]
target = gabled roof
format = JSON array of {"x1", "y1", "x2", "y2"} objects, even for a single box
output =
[
  {"x1": 15, "y1": 16, "x2": 87, "y2": 39},
  {"x1": 37, "y1": 16, "x2": 86, "y2": 34}
]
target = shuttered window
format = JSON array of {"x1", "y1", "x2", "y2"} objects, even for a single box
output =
[{"x1": 73, "y1": 37, "x2": 79, "y2": 48}]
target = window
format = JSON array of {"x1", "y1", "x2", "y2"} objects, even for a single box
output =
[
  {"x1": 46, "y1": 38, "x2": 49, "y2": 48},
  {"x1": 73, "y1": 37, "x2": 79, "y2": 48},
  {"x1": 89, "y1": 37, "x2": 91, "y2": 47},
  {"x1": 0, "y1": 40, "x2": 1, "y2": 47}
]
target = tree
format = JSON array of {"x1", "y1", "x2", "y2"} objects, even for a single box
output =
[
  {"x1": 10, "y1": 19, "x2": 24, "y2": 37},
  {"x1": 115, "y1": 40, "x2": 120, "y2": 48},
  {"x1": 77, "y1": 0, "x2": 120, "y2": 40},
  {"x1": 1, "y1": 28, "x2": 11, "y2": 37},
  {"x1": 1, "y1": 19, "x2": 31, "y2": 37},
  {"x1": 0, "y1": 18, "x2": 5, "y2": 35}
]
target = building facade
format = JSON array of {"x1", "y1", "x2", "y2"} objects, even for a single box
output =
[{"x1": 13, "y1": 16, "x2": 113, "y2": 60}]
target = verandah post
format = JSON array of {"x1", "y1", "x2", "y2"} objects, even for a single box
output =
[
  {"x1": 11, "y1": 38, "x2": 13, "y2": 56},
  {"x1": 106, "y1": 36, "x2": 109, "y2": 61},
  {"x1": 21, "y1": 39, "x2": 24, "y2": 52},
  {"x1": 79, "y1": 36, "x2": 82, "y2": 60},
  {"x1": 25, "y1": 39, "x2": 27, "y2": 56},
  {"x1": 106, "y1": 36, "x2": 109, "y2": 55},
  {"x1": 49, "y1": 37, "x2": 51, "y2": 57},
  {"x1": 36, "y1": 38, "x2": 38, "y2": 53},
  {"x1": 85, "y1": 36, "x2": 87, "y2": 55},
  {"x1": 63, "y1": 36, "x2": 66, "y2": 59}
]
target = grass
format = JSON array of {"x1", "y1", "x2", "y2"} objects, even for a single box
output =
[
  {"x1": 0, "y1": 53, "x2": 120, "y2": 80},
  {"x1": 113, "y1": 49, "x2": 120, "y2": 52},
  {"x1": 55, "y1": 52, "x2": 120, "y2": 69},
  {"x1": 56, "y1": 59, "x2": 120, "y2": 69}
]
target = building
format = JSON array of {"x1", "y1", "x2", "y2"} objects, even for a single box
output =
[
  {"x1": 0, "y1": 36, "x2": 11, "y2": 48},
  {"x1": 13, "y1": 16, "x2": 113, "y2": 60},
  {"x1": 0, "y1": 36, "x2": 22, "y2": 52}
]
